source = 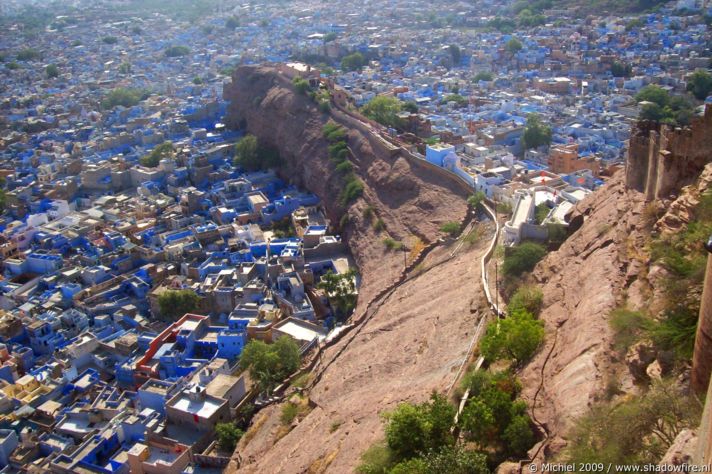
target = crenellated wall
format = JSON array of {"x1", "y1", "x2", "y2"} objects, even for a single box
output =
[{"x1": 625, "y1": 104, "x2": 712, "y2": 200}]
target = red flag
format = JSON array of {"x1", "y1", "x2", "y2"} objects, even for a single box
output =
[{"x1": 193, "y1": 414, "x2": 199, "y2": 423}]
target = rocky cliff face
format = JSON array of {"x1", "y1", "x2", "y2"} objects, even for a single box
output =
[
  {"x1": 224, "y1": 65, "x2": 470, "y2": 304},
  {"x1": 223, "y1": 66, "x2": 486, "y2": 472},
  {"x1": 521, "y1": 108, "x2": 712, "y2": 459},
  {"x1": 518, "y1": 171, "x2": 647, "y2": 455},
  {"x1": 230, "y1": 240, "x2": 492, "y2": 473},
  {"x1": 222, "y1": 65, "x2": 712, "y2": 468}
]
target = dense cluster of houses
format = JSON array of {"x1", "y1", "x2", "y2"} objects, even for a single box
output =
[
  {"x1": 0, "y1": 8, "x2": 358, "y2": 465},
  {"x1": 0, "y1": 0, "x2": 711, "y2": 471}
]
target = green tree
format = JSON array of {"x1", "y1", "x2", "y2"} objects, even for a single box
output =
[
  {"x1": 165, "y1": 45, "x2": 190, "y2": 57},
  {"x1": 361, "y1": 96, "x2": 403, "y2": 129},
  {"x1": 473, "y1": 71, "x2": 494, "y2": 82},
  {"x1": 324, "y1": 32, "x2": 338, "y2": 42},
  {"x1": 225, "y1": 15, "x2": 239, "y2": 29},
  {"x1": 468, "y1": 191, "x2": 486, "y2": 208},
  {"x1": 535, "y1": 202, "x2": 550, "y2": 224},
  {"x1": 460, "y1": 369, "x2": 535, "y2": 457},
  {"x1": 317, "y1": 269, "x2": 358, "y2": 316},
  {"x1": 460, "y1": 399, "x2": 496, "y2": 445},
  {"x1": 356, "y1": 442, "x2": 397, "y2": 474},
  {"x1": 671, "y1": 102, "x2": 694, "y2": 126},
  {"x1": 610, "y1": 308, "x2": 650, "y2": 352},
  {"x1": 448, "y1": 44, "x2": 461, "y2": 66},
  {"x1": 273, "y1": 336, "x2": 301, "y2": 378},
  {"x1": 521, "y1": 113, "x2": 552, "y2": 150},
  {"x1": 625, "y1": 18, "x2": 644, "y2": 31},
  {"x1": 118, "y1": 62, "x2": 131, "y2": 74},
  {"x1": 270, "y1": 217, "x2": 295, "y2": 239},
  {"x1": 497, "y1": 201, "x2": 513, "y2": 215},
  {"x1": 323, "y1": 122, "x2": 346, "y2": 142},
  {"x1": 508, "y1": 285, "x2": 544, "y2": 317},
  {"x1": 517, "y1": 9, "x2": 546, "y2": 27},
  {"x1": 443, "y1": 94, "x2": 468, "y2": 107},
  {"x1": 102, "y1": 36, "x2": 118, "y2": 45},
  {"x1": 422, "y1": 446, "x2": 489, "y2": 474},
  {"x1": 488, "y1": 17, "x2": 516, "y2": 33},
  {"x1": 102, "y1": 87, "x2": 147, "y2": 110},
  {"x1": 440, "y1": 221, "x2": 460, "y2": 237},
  {"x1": 505, "y1": 37, "x2": 523, "y2": 55},
  {"x1": 503, "y1": 242, "x2": 547, "y2": 277},
  {"x1": 233, "y1": 134, "x2": 281, "y2": 171},
  {"x1": 45, "y1": 64, "x2": 59, "y2": 79},
  {"x1": 384, "y1": 392, "x2": 456, "y2": 460},
  {"x1": 235, "y1": 134, "x2": 258, "y2": 168},
  {"x1": 635, "y1": 87, "x2": 693, "y2": 126},
  {"x1": 329, "y1": 142, "x2": 349, "y2": 162},
  {"x1": 339, "y1": 175, "x2": 364, "y2": 206},
  {"x1": 403, "y1": 101, "x2": 419, "y2": 113},
  {"x1": 480, "y1": 309, "x2": 545, "y2": 365},
  {"x1": 157, "y1": 289, "x2": 200, "y2": 321},
  {"x1": 635, "y1": 85, "x2": 670, "y2": 107},
  {"x1": 141, "y1": 141, "x2": 174, "y2": 167},
  {"x1": 639, "y1": 102, "x2": 665, "y2": 121},
  {"x1": 480, "y1": 379, "x2": 523, "y2": 433},
  {"x1": 16, "y1": 48, "x2": 40, "y2": 61},
  {"x1": 239, "y1": 337, "x2": 301, "y2": 393},
  {"x1": 426, "y1": 393, "x2": 457, "y2": 450},
  {"x1": 390, "y1": 457, "x2": 428, "y2": 474},
  {"x1": 610, "y1": 61, "x2": 632, "y2": 78},
  {"x1": 648, "y1": 307, "x2": 698, "y2": 360},
  {"x1": 260, "y1": 146, "x2": 282, "y2": 170},
  {"x1": 292, "y1": 76, "x2": 310, "y2": 94},
  {"x1": 503, "y1": 415, "x2": 535, "y2": 457},
  {"x1": 341, "y1": 52, "x2": 367, "y2": 72},
  {"x1": 131, "y1": 25, "x2": 142, "y2": 35},
  {"x1": 566, "y1": 380, "x2": 701, "y2": 464},
  {"x1": 215, "y1": 422, "x2": 244, "y2": 452},
  {"x1": 687, "y1": 70, "x2": 712, "y2": 101}
]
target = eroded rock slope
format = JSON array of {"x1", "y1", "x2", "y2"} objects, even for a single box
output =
[{"x1": 223, "y1": 65, "x2": 485, "y2": 472}]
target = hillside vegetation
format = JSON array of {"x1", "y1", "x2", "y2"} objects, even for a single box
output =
[{"x1": 515, "y1": 0, "x2": 670, "y2": 15}]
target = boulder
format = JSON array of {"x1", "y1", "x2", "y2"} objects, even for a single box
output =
[
  {"x1": 659, "y1": 429, "x2": 697, "y2": 466},
  {"x1": 625, "y1": 341, "x2": 657, "y2": 382},
  {"x1": 646, "y1": 359, "x2": 663, "y2": 380}
]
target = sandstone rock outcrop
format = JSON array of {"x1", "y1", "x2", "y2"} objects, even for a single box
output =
[
  {"x1": 521, "y1": 109, "x2": 712, "y2": 459},
  {"x1": 221, "y1": 65, "x2": 712, "y2": 469},
  {"x1": 626, "y1": 341, "x2": 657, "y2": 382},
  {"x1": 519, "y1": 171, "x2": 648, "y2": 453},
  {"x1": 660, "y1": 429, "x2": 698, "y2": 467},
  {"x1": 229, "y1": 240, "x2": 492, "y2": 473},
  {"x1": 223, "y1": 65, "x2": 489, "y2": 473},
  {"x1": 224, "y1": 65, "x2": 470, "y2": 307}
]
